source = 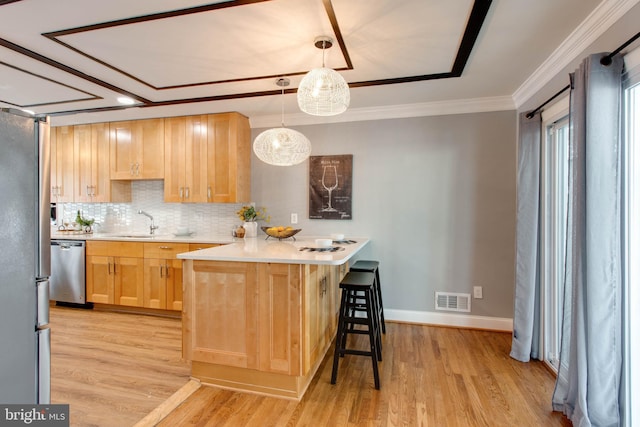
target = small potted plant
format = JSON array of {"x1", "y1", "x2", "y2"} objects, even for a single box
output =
[{"x1": 236, "y1": 205, "x2": 269, "y2": 237}]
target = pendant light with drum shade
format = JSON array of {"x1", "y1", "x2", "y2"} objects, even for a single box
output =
[
  {"x1": 253, "y1": 78, "x2": 312, "y2": 166},
  {"x1": 297, "y1": 36, "x2": 350, "y2": 116}
]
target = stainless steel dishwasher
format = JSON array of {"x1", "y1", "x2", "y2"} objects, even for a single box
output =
[{"x1": 50, "y1": 240, "x2": 88, "y2": 306}]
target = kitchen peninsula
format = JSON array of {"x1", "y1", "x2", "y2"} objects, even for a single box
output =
[{"x1": 177, "y1": 237, "x2": 369, "y2": 399}]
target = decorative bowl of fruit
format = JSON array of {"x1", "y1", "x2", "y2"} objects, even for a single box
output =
[{"x1": 261, "y1": 226, "x2": 302, "y2": 241}]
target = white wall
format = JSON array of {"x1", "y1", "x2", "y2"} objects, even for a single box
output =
[{"x1": 251, "y1": 111, "x2": 518, "y2": 327}]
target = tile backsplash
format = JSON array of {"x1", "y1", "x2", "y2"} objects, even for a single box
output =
[{"x1": 55, "y1": 180, "x2": 245, "y2": 236}]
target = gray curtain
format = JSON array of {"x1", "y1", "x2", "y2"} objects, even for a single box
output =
[
  {"x1": 552, "y1": 53, "x2": 623, "y2": 426},
  {"x1": 510, "y1": 111, "x2": 542, "y2": 362}
]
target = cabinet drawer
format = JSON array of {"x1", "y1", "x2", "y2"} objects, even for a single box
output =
[
  {"x1": 87, "y1": 241, "x2": 143, "y2": 257},
  {"x1": 143, "y1": 242, "x2": 190, "y2": 259},
  {"x1": 188, "y1": 243, "x2": 221, "y2": 251}
]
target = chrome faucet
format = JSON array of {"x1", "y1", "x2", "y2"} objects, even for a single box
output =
[{"x1": 138, "y1": 210, "x2": 159, "y2": 234}]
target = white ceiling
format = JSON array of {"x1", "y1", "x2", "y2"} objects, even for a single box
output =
[{"x1": 0, "y1": 0, "x2": 633, "y2": 127}]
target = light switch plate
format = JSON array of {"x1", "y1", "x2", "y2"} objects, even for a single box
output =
[
  {"x1": 473, "y1": 286, "x2": 483, "y2": 299},
  {"x1": 291, "y1": 213, "x2": 298, "y2": 224}
]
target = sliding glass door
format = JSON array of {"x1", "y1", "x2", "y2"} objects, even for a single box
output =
[{"x1": 541, "y1": 113, "x2": 570, "y2": 372}]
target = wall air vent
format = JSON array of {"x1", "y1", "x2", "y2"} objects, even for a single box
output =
[{"x1": 435, "y1": 292, "x2": 471, "y2": 312}]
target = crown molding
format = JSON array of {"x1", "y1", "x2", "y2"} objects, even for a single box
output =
[
  {"x1": 249, "y1": 96, "x2": 514, "y2": 129},
  {"x1": 512, "y1": 0, "x2": 640, "y2": 108}
]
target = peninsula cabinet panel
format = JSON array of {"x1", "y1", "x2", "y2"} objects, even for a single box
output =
[
  {"x1": 303, "y1": 264, "x2": 335, "y2": 373},
  {"x1": 184, "y1": 261, "x2": 259, "y2": 369},
  {"x1": 182, "y1": 259, "x2": 342, "y2": 398},
  {"x1": 50, "y1": 126, "x2": 75, "y2": 203},
  {"x1": 206, "y1": 113, "x2": 250, "y2": 203},
  {"x1": 257, "y1": 263, "x2": 302, "y2": 375},
  {"x1": 110, "y1": 119, "x2": 164, "y2": 180}
]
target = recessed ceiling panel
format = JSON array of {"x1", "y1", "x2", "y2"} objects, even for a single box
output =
[
  {"x1": 0, "y1": 62, "x2": 99, "y2": 107},
  {"x1": 48, "y1": 0, "x2": 344, "y2": 89},
  {"x1": 333, "y1": 0, "x2": 472, "y2": 78}
]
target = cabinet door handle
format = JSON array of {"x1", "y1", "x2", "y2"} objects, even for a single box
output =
[
  {"x1": 179, "y1": 187, "x2": 184, "y2": 199},
  {"x1": 159, "y1": 246, "x2": 171, "y2": 250},
  {"x1": 135, "y1": 163, "x2": 140, "y2": 176},
  {"x1": 113, "y1": 262, "x2": 117, "y2": 275},
  {"x1": 130, "y1": 163, "x2": 135, "y2": 175},
  {"x1": 207, "y1": 187, "x2": 211, "y2": 200},
  {"x1": 160, "y1": 265, "x2": 164, "y2": 278},
  {"x1": 108, "y1": 262, "x2": 112, "y2": 275},
  {"x1": 185, "y1": 187, "x2": 189, "y2": 199},
  {"x1": 165, "y1": 264, "x2": 170, "y2": 278}
]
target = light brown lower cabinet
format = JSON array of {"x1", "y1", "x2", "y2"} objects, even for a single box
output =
[
  {"x1": 182, "y1": 259, "x2": 348, "y2": 399},
  {"x1": 86, "y1": 241, "x2": 221, "y2": 311},
  {"x1": 142, "y1": 243, "x2": 189, "y2": 311},
  {"x1": 86, "y1": 241, "x2": 144, "y2": 307}
]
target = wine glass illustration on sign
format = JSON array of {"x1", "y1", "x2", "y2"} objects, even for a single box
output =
[{"x1": 322, "y1": 165, "x2": 338, "y2": 212}]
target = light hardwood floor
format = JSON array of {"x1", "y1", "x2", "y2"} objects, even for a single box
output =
[
  {"x1": 50, "y1": 307, "x2": 571, "y2": 426},
  {"x1": 49, "y1": 305, "x2": 190, "y2": 427},
  {"x1": 160, "y1": 323, "x2": 572, "y2": 427}
]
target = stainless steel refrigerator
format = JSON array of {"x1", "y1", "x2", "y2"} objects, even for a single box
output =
[{"x1": 0, "y1": 108, "x2": 51, "y2": 404}]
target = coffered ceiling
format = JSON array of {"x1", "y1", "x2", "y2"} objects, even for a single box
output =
[{"x1": 0, "y1": 0, "x2": 622, "y2": 126}]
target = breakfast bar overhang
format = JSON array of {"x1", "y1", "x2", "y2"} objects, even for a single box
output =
[{"x1": 178, "y1": 237, "x2": 369, "y2": 399}]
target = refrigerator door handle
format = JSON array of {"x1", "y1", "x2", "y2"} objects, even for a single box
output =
[
  {"x1": 37, "y1": 280, "x2": 50, "y2": 327},
  {"x1": 37, "y1": 327, "x2": 51, "y2": 404},
  {"x1": 37, "y1": 118, "x2": 51, "y2": 279}
]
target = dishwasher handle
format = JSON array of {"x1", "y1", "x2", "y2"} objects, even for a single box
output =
[
  {"x1": 51, "y1": 240, "x2": 85, "y2": 246},
  {"x1": 51, "y1": 240, "x2": 85, "y2": 250}
]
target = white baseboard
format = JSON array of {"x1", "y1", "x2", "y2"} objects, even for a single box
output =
[{"x1": 384, "y1": 309, "x2": 513, "y2": 332}]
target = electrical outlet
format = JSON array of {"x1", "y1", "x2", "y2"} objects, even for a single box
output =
[
  {"x1": 291, "y1": 213, "x2": 298, "y2": 224},
  {"x1": 473, "y1": 286, "x2": 483, "y2": 299}
]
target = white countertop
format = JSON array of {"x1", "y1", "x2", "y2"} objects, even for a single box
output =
[{"x1": 177, "y1": 237, "x2": 370, "y2": 265}]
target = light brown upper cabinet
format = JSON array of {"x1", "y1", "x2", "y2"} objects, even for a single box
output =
[
  {"x1": 164, "y1": 112, "x2": 250, "y2": 203},
  {"x1": 206, "y1": 113, "x2": 251, "y2": 203},
  {"x1": 164, "y1": 116, "x2": 208, "y2": 203},
  {"x1": 110, "y1": 118, "x2": 165, "y2": 180},
  {"x1": 50, "y1": 126, "x2": 75, "y2": 203},
  {"x1": 74, "y1": 123, "x2": 130, "y2": 203}
]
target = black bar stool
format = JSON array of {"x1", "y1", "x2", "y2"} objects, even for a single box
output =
[
  {"x1": 350, "y1": 260, "x2": 386, "y2": 334},
  {"x1": 331, "y1": 271, "x2": 381, "y2": 389}
]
